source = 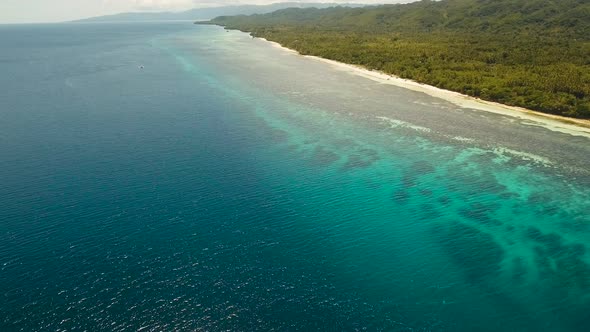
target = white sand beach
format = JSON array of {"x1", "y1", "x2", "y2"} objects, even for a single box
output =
[{"x1": 257, "y1": 37, "x2": 590, "y2": 139}]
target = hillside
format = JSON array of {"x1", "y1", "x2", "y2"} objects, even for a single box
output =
[
  {"x1": 73, "y1": 3, "x2": 365, "y2": 23},
  {"x1": 208, "y1": 0, "x2": 590, "y2": 118}
]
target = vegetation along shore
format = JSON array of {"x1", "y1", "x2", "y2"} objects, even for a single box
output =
[{"x1": 201, "y1": 0, "x2": 590, "y2": 119}]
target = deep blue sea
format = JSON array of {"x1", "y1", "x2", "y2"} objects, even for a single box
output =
[{"x1": 1, "y1": 22, "x2": 589, "y2": 331}]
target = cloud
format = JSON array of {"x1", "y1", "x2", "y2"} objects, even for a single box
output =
[
  {"x1": 102, "y1": 0, "x2": 195, "y2": 11},
  {"x1": 141, "y1": 0, "x2": 196, "y2": 10},
  {"x1": 100, "y1": 0, "x2": 413, "y2": 12}
]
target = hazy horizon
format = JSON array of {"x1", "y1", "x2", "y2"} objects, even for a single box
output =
[{"x1": 0, "y1": 0, "x2": 410, "y2": 24}]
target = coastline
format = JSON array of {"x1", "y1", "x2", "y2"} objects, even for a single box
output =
[{"x1": 252, "y1": 36, "x2": 590, "y2": 139}]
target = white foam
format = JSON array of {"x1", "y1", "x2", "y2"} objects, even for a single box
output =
[
  {"x1": 492, "y1": 147, "x2": 554, "y2": 167},
  {"x1": 451, "y1": 136, "x2": 475, "y2": 143},
  {"x1": 377, "y1": 116, "x2": 432, "y2": 133}
]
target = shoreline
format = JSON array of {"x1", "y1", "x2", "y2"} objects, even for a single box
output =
[{"x1": 251, "y1": 36, "x2": 590, "y2": 138}]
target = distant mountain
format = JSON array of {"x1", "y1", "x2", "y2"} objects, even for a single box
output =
[
  {"x1": 73, "y1": 2, "x2": 366, "y2": 23},
  {"x1": 211, "y1": 0, "x2": 590, "y2": 37}
]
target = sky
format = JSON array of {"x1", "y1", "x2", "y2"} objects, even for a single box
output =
[{"x1": 0, "y1": 0, "x2": 408, "y2": 24}]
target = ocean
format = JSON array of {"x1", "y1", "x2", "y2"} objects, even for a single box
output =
[{"x1": 0, "y1": 22, "x2": 589, "y2": 331}]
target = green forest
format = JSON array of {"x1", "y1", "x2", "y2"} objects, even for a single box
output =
[{"x1": 204, "y1": 0, "x2": 590, "y2": 118}]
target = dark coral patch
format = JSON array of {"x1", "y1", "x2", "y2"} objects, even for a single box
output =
[
  {"x1": 474, "y1": 177, "x2": 508, "y2": 194},
  {"x1": 333, "y1": 138, "x2": 355, "y2": 148},
  {"x1": 511, "y1": 257, "x2": 526, "y2": 282},
  {"x1": 527, "y1": 192, "x2": 552, "y2": 205},
  {"x1": 342, "y1": 149, "x2": 379, "y2": 171},
  {"x1": 420, "y1": 189, "x2": 433, "y2": 197},
  {"x1": 525, "y1": 227, "x2": 543, "y2": 240},
  {"x1": 400, "y1": 161, "x2": 436, "y2": 189},
  {"x1": 343, "y1": 154, "x2": 373, "y2": 170},
  {"x1": 459, "y1": 202, "x2": 501, "y2": 226},
  {"x1": 310, "y1": 146, "x2": 340, "y2": 166},
  {"x1": 419, "y1": 203, "x2": 441, "y2": 221},
  {"x1": 438, "y1": 223, "x2": 505, "y2": 283},
  {"x1": 499, "y1": 192, "x2": 518, "y2": 199},
  {"x1": 527, "y1": 193, "x2": 561, "y2": 216},
  {"x1": 438, "y1": 196, "x2": 452, "y2": 206},
  {"x1": 446, "y1": 169, "x2": 507, "y2": 195},
  {"x1": 524, "y1": 227, "x2": 563, "y2": 255},
  {"x1": 401, "y1": 174, "x2": 416, "y2": 188},
  {"x1": 411, "y1": 160, "x2": 436, "y2": 175},
  {"x1": 392, "y1": 189, "x2": 409, "y2": 204},
  {"x1": 526, "y1": 227, "x2": 590, "y2": 290}
]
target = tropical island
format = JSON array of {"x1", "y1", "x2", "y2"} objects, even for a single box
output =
[{"x1": 201, "y1": 0, "x2": 590, "y2": 119}]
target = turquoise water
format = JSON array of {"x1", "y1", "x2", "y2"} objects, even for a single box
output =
[{"x1": 1, "y1": 23, "x2": 589, "y2": 331}]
